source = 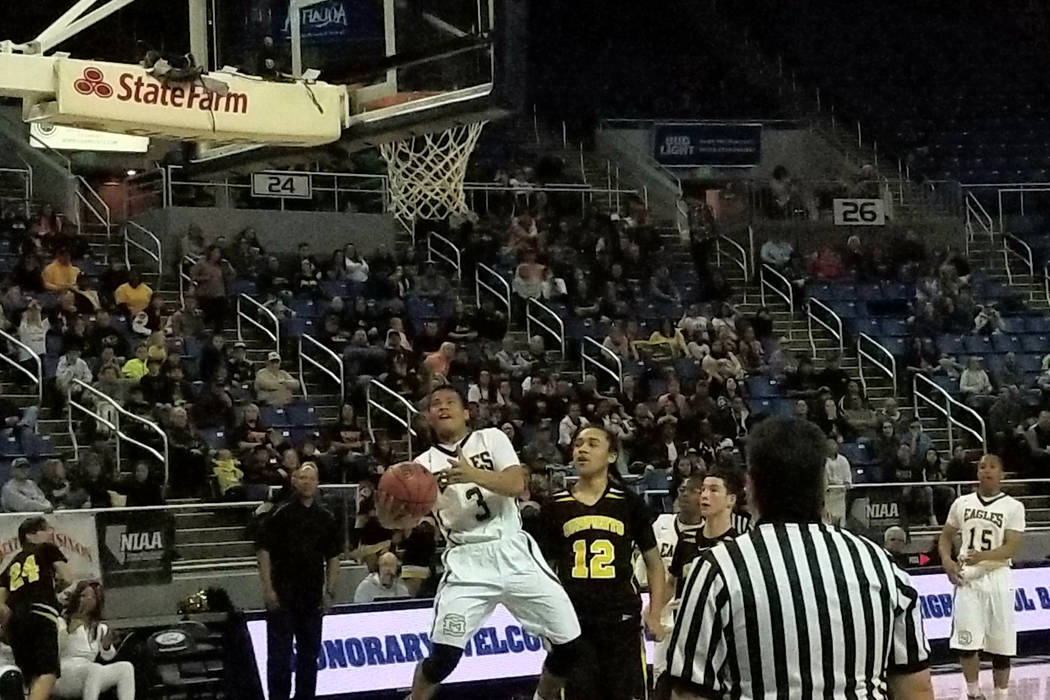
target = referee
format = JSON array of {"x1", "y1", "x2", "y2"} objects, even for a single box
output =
[
  {"x1": 256, "y1": 464, "x2": 341, "y2": 700},
  {"x1": 667, "y1": 417, "x2": 934, "y2": 699}
]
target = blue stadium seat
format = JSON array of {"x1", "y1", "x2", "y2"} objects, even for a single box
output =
[
  {"x1": 286, "y1": 402, "x2": 318, "y2": 427},
  {"x1": 855, "y1": 284, "x2": 883, "y2": 301},
  {"x1": 262, "y1": 406, "x2": 290, "y2": 427},
  {"x1": 1000, "y1": 317, "x2": 1025, "y2": 334},
  {"x1": 1026, "y1": 316, "x2": 1050, "y2": 334},
  {"x1": 1023, "y1": 334, "x2": 1049, "y2": 353},
  {"x1": 45, "y1": 334, "x2": 64, "y2": 357},
  {"x1": 201, "y1": 429, "x2": 228, "y2": 451},
  {"x1": 964, "y1": 335, "x2": 994, "y2": 355},
  {"x1": 291, "y1": 299, "x2": 319, "y2": 319},
  {"x1": 1019, "y1": 354, "x2": 1042, "y2": 373},
  {"x1": 747, "y1": 377, "x2": 780, "y2": 398},
  {"x1": 880, "y1": 319, "x2": 909, "y2": 336},
  {"x1": 856, "y1": 318, "x2": 882, "y2": 336},
  {"x1": 230, "y1": 279, "x2": 257, "y2": 296},
  {"x1": 938, "y1": 335, "x2": 966, "y2": 354},
  {"x1": 992, "y1": 334, "x2": 1022, "y2": 353}
]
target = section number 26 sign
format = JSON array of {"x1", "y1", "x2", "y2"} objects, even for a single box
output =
[{"x1": 833, "y1": 198, "x2": 886, "y2": 226}]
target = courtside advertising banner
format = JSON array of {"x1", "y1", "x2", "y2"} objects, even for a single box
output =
[
  {"x1": 248, "y1": 566, "x2": 1050, "y2": 696},
  {"x1": 653, "y1": 123, "x2": 762, "y2": 167},
  {"x1": 95, "y1": 509, "x2": 175, "y2": 587},
  {"x1": 52, "y1": 58, "x2": 346, "y2": 146},
  {"x1": 0, "y1": 512, "x2": 100, "y2": 581}
]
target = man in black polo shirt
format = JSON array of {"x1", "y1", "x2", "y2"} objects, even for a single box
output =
[{"x1": 256, "y1": 464, "x2": 341, "y2": 700}]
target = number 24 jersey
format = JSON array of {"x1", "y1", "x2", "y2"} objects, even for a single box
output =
[
  {"x1": 415, "y1": 428, "x2": 523, "y2": 546},
  {"x1": 543, "y1": 483, "x2": 656, "y2": 618},
  {"x1": 0, "y1": 543, "x2": 66, "y2": 611}
]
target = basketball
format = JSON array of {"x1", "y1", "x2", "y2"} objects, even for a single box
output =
[{"x1": 378, "y1": 462, "x2": 439, "y2": 518}]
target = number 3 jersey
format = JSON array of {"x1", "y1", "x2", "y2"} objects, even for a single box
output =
[
  {"x1": 415, "y1": 428, "x2": 523, "y2": 546},
  {"x1": 543, "y1": 483, "x2": 656, "y2": 618},
  {"x1": 947, "y1": 491, "x2": 1026, "y2": 573},
  {"x1": 0, "y1": 543, "x2": 66, "y2": 612}
]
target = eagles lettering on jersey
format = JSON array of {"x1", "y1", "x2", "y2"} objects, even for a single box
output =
[
  {"x1": 544, "y1": 483, "x2": 657, "y2": 619},
  {"x1": 415, "y1": 428, "x2": 523, "y2": 546},
  {"x1": 947, "y1": 491, "x2": 1026, "y2": 564}
]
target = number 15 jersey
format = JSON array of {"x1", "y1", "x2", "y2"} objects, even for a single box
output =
[
  {"x1": 415, "y1": 428, "x2": 523, "y2": 546},
  {"x1": 947, "y1": 491, "x2": 1026, "y2": 565}
]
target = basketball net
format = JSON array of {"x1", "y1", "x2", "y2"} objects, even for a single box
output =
[{"x1": 379, "y1": 122, "x2": 487, "y2": 230}]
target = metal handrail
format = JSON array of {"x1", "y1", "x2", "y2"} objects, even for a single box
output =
[
  {"x1": 714, "y1": 234, "x2": 750, "y2": 284},
  {"x1": 912, "y1": 373, "x2": 987, "y2": 452},
  {"x1": 1045, "y1": 265, "x2": 1050, "y2": 309},
  {"x1": 122, "y1": 168, "x2": 166, "y2": 219},
  {"x1": 581, "y1": 336, "x2": 623, "y2": 391},
  {"x1": 1003, "y1": 232, "x2": 1034, "y2": 285},
  {"x1": 68, "y1": 379, "x2": 169, "y2": 487},
  {"x1": 759, "y1": 264, "x2": 794, "y2": 340},
  {"x1": 463, "y1": 181, "x2": 642, "y2": 218},
  {"x1": 0, "y1": 167, "x2": 31, "y2": 213},
  {"x1": 675, "y1": 199, "x2": 689, "y2": 238},
  {"x1": 965, "y1": 191, "x2": 994, "y2": 240},
  {"x1": 299, "y1": 333, "x2": 345, "y2": 404},
  {"x1": 427, "y1": 231, "x2": 461, "y2": 281},
  {"x1": 76, "y1": 175, "x2": 111, "y2": 232},
  {"x1": 857, "y1": 333, "x2": 898, "y2": 401},
  {"x1": 178, "y1": 254, "x2": 199, "y2": 308},
  {"x1": 806, "y1": 297, "x2": 844, "y2": 356},
  {"x1": 366, "y1": 380, "x2": 419, "y2": 456},
  {"x1": 122, "y1": 220, "x2": 163, "y2": 283},
  {"x1": 164, "y1": 166, "x2": 387, "y2": 212},
  {"x1": 237, "y1": 293, "x2": 280, "y2": 353},
  {"x1": 0, "y1": 329, "x2": 42, "y2": 406},
  {"x1": 475, "y1": 262, "x2": 512, "y2": 323},
  {"x1": 526, "y1": 298, "x2": 565, "y2": 355}
]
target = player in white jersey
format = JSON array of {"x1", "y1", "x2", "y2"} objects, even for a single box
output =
[
  {"x1": 396, "y1": 386, "x2": 581, "y2": 700},
  {"x1": 631, "y1": 475, "x2": 703, "y2": 690},
  {"x1": 938, "y1": 454, "x2": 1026, "y2": 700}
]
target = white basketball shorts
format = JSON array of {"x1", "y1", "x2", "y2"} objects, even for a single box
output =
[
  {"x1": 949, "y1": 567, "x2": 1016, "y2": 657},
  {"x1": 429, "y1": 531, "x2": 581, "y2": 649}
]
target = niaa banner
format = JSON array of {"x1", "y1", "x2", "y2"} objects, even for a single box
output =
[{"x1": 0, "y1": 512, "x2": 101, "y2": 581}]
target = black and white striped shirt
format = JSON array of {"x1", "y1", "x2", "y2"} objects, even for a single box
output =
[{"x1": 668, "y1": 522, "x2": 930, "y2": 699}]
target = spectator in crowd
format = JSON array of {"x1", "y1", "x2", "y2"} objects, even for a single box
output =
[
  {"x1": 883, "y1": 526, "x2": 910, "y2": 569},
  {"x1": 56, "y1": 344, "x2": 93, "y2": 405},
  {"x1": 959, "y1": 356, "x2": 993, "y2": 409},
  {"x1": 423, "y1": 342, "x2": 456, "y2": 380},
  {"x1": 42, "y1": 248, "x2": 80, "y2": 293},
  {"x1": 1025, "y1": 409, "x2": 1050, "y2": 476},
  {"x1": 353, "y1": 551, "x2": 410, "y2": 603},
  {"x1": 344, "y1": 244, "x2": 369, "y2": 283},
  {"x1": 16, "y1": 299, "x2": 49, "y2": 370},
  {"x1": 824, "y1": 439, "x2": 852, "y2": 526},
  {"x1": 557, "y1": 402, "x2": 589, "y2": 458},
  {"x1": 2, "y1": 458, "x2": 52, "y2": 512},
  {"x1": 0, "y1": 380, "x2": 38, "y2": 448},
  {"x1": 255, "y1": 352, "x2": 299, "y2": 406},
  {"x1": 191, "y1": 244, "x2": 228, "y2": 331},
  {"x1": 113, "y1": 271, "x2": 153, "y2": 316},
  {"x1": 55, "y1": 580, "x2": 135, "y2": 700},
  {"x1": 121, "y1": 344, "x2": 149, "y2": 382},
  {"x1": 39, "y1": 459, "x2": 72, "y2": 507},
  {"x1": 117, "y1": 462, "x2": 164, "y2": 507},
  {"x1": 903, "y1": 417, "x2": 933, "y2": 466},
  {"x1": 167, "y1": 406, "x2": 208, "y2": 496}
]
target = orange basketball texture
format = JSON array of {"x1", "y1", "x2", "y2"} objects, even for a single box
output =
[{"x1": 378, "y1": 462, "x2": 439, "y2": 517}]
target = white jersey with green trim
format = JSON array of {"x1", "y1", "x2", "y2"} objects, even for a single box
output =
[{"x1": 415, "y1": 428, "x2": 522, "y2": 546}]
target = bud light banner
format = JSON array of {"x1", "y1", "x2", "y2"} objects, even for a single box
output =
[
  {"x1": 96, "y1": 510, "x2": 174, "y2": 587},
  {"x1": 653, "y1": 123, "x2": 762, "y2": 167}
]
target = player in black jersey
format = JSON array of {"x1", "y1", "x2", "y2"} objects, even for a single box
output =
[
  {"x1": 0, "y1": 516, "x2": 72, "y2": 700},
  {"x1": 544, "y1": 425, "x2": 668, "y2": 700},
  {"x1": 667, "y1": 468, "x2": 744, "y2": 595},
  {"x1": 653, "y1": 468, "x2": 742, "y2": 700}
]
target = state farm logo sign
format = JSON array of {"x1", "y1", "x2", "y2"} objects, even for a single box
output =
[
  {"x1": 71, "y1": 66, "x2": 249, "y2": 114},
  {"x1": 74, "y1": 66, "x2": 113, "y2": 98}
]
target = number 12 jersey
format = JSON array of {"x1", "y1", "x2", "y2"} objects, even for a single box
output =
[
  {"x1": 543, "y1": 483, "x2": 656, "y2": 619},
  {"x1": 415, "y1": 428, "x2": 523, "y2": 546},
  {"x1": 947, "y1": 491, "x2": 1026, "y2": 565}
]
